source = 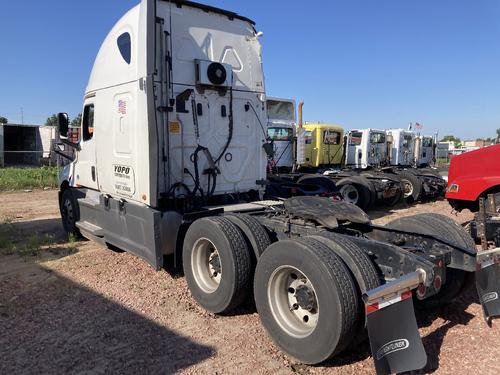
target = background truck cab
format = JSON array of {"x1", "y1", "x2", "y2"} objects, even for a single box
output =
[
  {"x1": 302, "y1": 123, "x2": 344, "y2": 168},
  {"x1": 345, "y1": 128, "x2": 388, "y2": 169},
  {"x1": 415, "y1": 135, "x2": 435, "y2": 167},
  {"x1": 387, "y1": 129, "x2": 415, "y2": 166},
  {"x1": 266, "y1": 97, "x2": 296, "y2": 171}
]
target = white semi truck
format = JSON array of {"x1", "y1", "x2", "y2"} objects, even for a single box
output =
[
  {"x1": 56, "y1": 1, "x2": 499, "y2": 374},
  {"x1": 345, "y1": 128, "x2": 445, "y2": 202},
  {"x1": 414, "y1": 135, "x2": 436, "y2": 167}
]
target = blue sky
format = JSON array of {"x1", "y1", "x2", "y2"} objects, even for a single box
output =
[{"x1": 1, "y1": 0, "x2": 499, "y2": 140}]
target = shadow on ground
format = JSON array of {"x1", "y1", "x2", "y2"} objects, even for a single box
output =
[
  {"x1": 417, "y1": 287, "x2": 477, "y2": 374},
  {"x1": 0, "y1": 218, "x2": 69, "y2": 254},
  {"x1": 319, "y1": 284, "x2": 478, "y2": 371},
  {"x1": 0, "y1": 253, "x2": 215, "y2": 374}
]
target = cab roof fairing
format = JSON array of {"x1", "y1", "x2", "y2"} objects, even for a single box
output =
[
  {"x1": 86, "y1": 0, "x2": 260, "y2": 95},
  {"x1": 165, "y1": 0, "x2": 256, "y2": 27}
]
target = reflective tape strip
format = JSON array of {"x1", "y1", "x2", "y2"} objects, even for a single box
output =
[{"x1": 366, "y1": 290, "x2": 412, "y2": 315}]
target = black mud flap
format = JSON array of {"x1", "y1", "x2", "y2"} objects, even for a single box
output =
[
  {"x1": 364, "y1": 273, "x2": 427, "y2": 375},
  {"x1": 476, "y1": 249, "x2": 500, "y2": 322}
]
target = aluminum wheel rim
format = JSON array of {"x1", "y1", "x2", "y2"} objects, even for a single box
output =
[
  {"x1": 191, "y1": 238, "x2": 222, "y2": 294},
  {"x1": 340, "y1": 185, "x2": 359, "y2": 205},
  {"x1": 267, "y1": 265, "x2": 319, "y2": 338},
  {"x1": 401, "y1": 179, "x2": 413, "y2": 198}
]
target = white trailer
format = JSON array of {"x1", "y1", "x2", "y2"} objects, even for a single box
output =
[{"x1": 55, "y1": 1, "x2": 497, "y2": 373}]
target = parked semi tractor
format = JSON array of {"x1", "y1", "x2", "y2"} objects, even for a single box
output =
[
  {"x1": 345, "y1": 128, "x2": 445, "y2": 202},
  {"x1": 266, "y1": 101, "x2": 403, "y2": 210},
  {"x1": 56, "y1": 1, "x2": 498, "y2": 374},
  {"x1": 447, "y1": 144, "x2": 500, "y2": 247},
  {"x1": 414, "y1": 135, "x2": 436, "y2": 167}
]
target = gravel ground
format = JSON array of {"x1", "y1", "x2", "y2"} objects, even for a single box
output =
[{"x1": 0, "y1": 190, "x2": 498, "y2": 375}]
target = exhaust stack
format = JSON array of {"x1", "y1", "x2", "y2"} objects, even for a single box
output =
[
  {"x1": 294, "y1": 101, "x2": 306, "y2": 169},
  {"x1": 298, "y1": 101, "x2": 304, "y2": 129}
]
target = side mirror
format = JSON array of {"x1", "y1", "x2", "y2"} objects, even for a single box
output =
[{"x1": 57, "y1": 113, "x2": 69, "y2": 138}]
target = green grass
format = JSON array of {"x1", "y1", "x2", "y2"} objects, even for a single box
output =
[
  {"x1": 0, "y1": 166, "x2": 59, "y2": 191},
  {"x1": 436, "y1": 158, "x2": 450, "y2": 166}
]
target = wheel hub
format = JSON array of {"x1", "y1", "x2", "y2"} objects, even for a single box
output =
[
  {"x1": 209, "y1": 251, "x2": 221, "y2": 276},
  {"x1": 340, "y1": 185, "x2": 359, "y2": 204},
  {"x1": 402, "y1": 180, "x2": 413, "y2": 197},
  {"x1": 191, "y1": 238, "x2": 222, "y2": 294},
  {"x1": 63, "y1": 199, "x2": 74, "y2": 223},
  {"x1": 267, "y1": 266, "x2": 320, "y2": 338},
  {"x1": 294, "y1": 284, "x2": 317, "y2": 312}
]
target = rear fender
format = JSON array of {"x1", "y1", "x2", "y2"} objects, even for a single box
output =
[{"x1": 367, "y1": 225, "x2": 477, "y2": 272}]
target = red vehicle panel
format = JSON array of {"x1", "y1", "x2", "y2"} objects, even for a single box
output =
[{"x1": 446, "y1": 144, "x2": 500, "y2": 204}]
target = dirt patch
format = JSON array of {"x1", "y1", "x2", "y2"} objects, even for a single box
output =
[{"x1": 0, "y1": 190, "x2": 498, "y2": 374}]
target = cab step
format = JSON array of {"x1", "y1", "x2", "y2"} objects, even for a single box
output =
[{"x1": 76, "y1": 221, "x2": 104, "y2": 237}]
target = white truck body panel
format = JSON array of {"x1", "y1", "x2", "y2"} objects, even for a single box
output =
[
  {"x1": 415, "y1": 135, "x2": 434, "y2": 167},
  {"x1": 72, "y1": 0, "x2": 267, "y2": 207},
  {"x1": 346, "y1": 129, "x2": 387, "y2": 169},
  {"x1": 266, "y1": 97, "x2": 296, "y2": 168},
  {"x1": 386, "y1": 129, "x2": 415, "y2": 167}
]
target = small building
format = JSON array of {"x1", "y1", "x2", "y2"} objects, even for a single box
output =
[
  {"x1": 463, "y1": 139, "x2": 494, "y2": 149},
  {"x1": 0, "y1": 123, "x2": 57, "y2": 167}
]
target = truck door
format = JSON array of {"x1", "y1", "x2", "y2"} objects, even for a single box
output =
[
  {"x1": 346, "y1": 131, "x2": 362, "y2": 167},
  {"x1": 304, "y1": 130, "x2": 313, "y2": 165},
  {"x1": 74, "y1": 101, "x2": 99, "y2": 190},
  {"x1": 322, "y1": 129, "x2": 341, "y2": 165}
]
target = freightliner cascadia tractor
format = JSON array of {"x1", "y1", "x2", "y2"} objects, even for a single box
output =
[{"x1": 55, "y1": 1, "x2": 499, "y2": 374}]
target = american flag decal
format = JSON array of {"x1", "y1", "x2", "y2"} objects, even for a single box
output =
[{"x1": 118, "y1": 100, "x2": 127, "y2": 115}]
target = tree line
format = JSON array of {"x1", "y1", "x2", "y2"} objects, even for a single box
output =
[
  {"x1": 0, "y1": 114, "x2": 81, "y2": 127},
  {"x1": 44, "y1": 113, "x2": 81, "y2": 128}
]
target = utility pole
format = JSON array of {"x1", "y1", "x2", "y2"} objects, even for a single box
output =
[{"x1": 20, "y1": 107, "x2": 24, "y2": 124}]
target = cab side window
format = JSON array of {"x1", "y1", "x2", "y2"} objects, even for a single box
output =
[
  {"x1": 324, "y1": 130, "x2": 341, "y2": 145},
  {"x1": 82, "y1": 104, "x2": 95, "y2": 141}
]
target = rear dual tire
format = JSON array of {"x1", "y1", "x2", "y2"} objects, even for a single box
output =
[
  {"x1": 337, "y1": 177, "x2": 375, "y2": 211},
  {"x1": 183, "y1": 214, "x2": 271, "y2": 314},
  {"x1": 254, "y1": 236, "x2": 373, "y2": 364},
  {"x1": 183, "y1": 216, "x2": 252, "y2": 314}
]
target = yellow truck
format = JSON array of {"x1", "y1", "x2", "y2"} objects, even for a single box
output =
[{"x1": 302, "y1": 123, "x2": 345, "y2": 167}]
